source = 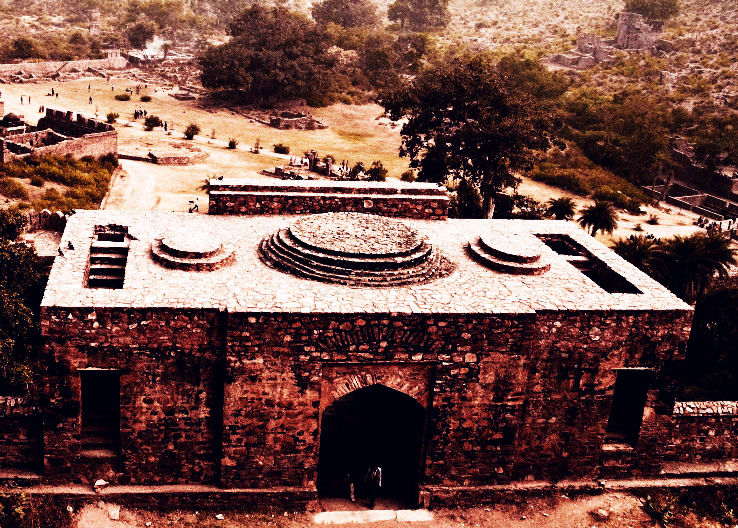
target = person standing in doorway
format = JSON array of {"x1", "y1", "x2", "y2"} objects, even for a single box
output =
[{"x1": 366, "y1": 465, "x2": 382, "y2": 509}]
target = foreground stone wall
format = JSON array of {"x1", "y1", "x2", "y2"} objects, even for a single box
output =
[
  {"x1": 41, "y1": 307, "x2": 225, "y2": 485},
  {"x1": 669, "y1": 401, "x2": 738, "y2": 461},
  {"x1": 26, "y1": 304, "x2": 701, "y2": 493},
  {"x1": 220, "y1": 309, "x2": 692, "y2": 489},
  {"x1": 0, "y1": 396, "x2": 42, "y2": 471}
]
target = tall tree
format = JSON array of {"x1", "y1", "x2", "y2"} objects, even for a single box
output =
[
  {"x1": 651, "y1": 232, "x2": 736, "y2": 303},
  {"x1": 312, "y1": 0, "x2": 379, "y2": 28},
  {"x1": 379, "y1": 53, "x2": 564, "y2": 217},
  {"x1": 578, "y1": 200, "x2": 618, "y2": 236},
  {"x1": 612, "y1": 235, "x2": 657, "y2": 273},
  {"x1": 199, "y1": 6, "x2": 338, "y2": 106},
  {"x1": 546, "y1": 197, "x2": 576, "y2": 220},
  {"x1": 388, "y1": 0, "x2": 449, "y2": 30},
  {"x1": 624, "y1": 0, "x2": 679, "y2": 20}
]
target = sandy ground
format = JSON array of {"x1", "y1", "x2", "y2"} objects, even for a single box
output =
[
  {"x1": 0, "y1": 77, "x2": 711, "y2": 245},
  {"x1": 72, "y1": 492, "x2": 662, "y2": 528}
]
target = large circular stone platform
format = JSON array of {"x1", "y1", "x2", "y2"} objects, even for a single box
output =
[
  {"x1": 151, "y1": 229, "x2": 235, "y2": 271},
  {"x1": 259, "y1": 212, "x2": 455, "y2": 286}
]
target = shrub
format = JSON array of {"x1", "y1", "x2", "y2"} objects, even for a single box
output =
[
  {"x1": 592, "y1": 188, "x2": 643, "y2": 214},
  {"x1": 400, "y1": 170, "x2": 416, "y2": 182},
  {"x1": 0, "y1": 208, "x2": 28, "y2": 241},
  {"x1": 114, "y1": 93, "x2": 131, "y2": 101},
  {"x1": 227, "y1": 138, "x2": 239, "y2": 149},
  {"x1": 30, "y1": 176, "x2": 44, "y2": 187},
  {"x1": 140, "y1": 95, "x2": 152, "y2": 102},
  {"x1": 144, "y1": 115, "x2": 162, "y2": 131},
  {"x1": 0, "y1": 178, "x2": 29, "y2": 200},
  {"x1": 106, "y1": 112, "x2": 119, "y2": 124},
  {"x1": 273, "y1": 143, "x2": 290, "y2": 154},
  {"x1": 366, "y1": 160, "x2": 388, "y2": 181},
  {"x1": 184, "y1": 123, "x2": 201, "y2": 140},
  {"x1": 647, "y1": 214, "x2": 660, "y2": 225}
]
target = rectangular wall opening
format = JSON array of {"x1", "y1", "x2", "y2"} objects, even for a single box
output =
[
  {"x1": 80, "y1": 370, "x2": 120, "y2": 456},
  {"x1": 536, "y1": 233, "x2": 642, "y2": 294},
  {"x1": 605, "y1": 368, "x2": 651, "y2": 446}
]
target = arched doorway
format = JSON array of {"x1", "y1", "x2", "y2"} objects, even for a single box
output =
[{"x1": 317, "y1": 384, "x2": 425, "y2": 507}]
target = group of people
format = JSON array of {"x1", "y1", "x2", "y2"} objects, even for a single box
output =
[{"x1": 696, "y1": 216, "x2": 738, "y2": 239}]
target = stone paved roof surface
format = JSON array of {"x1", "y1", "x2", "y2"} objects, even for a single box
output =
[{"x1": 41, "y1": 211, "x2": 692, "y2": 314}]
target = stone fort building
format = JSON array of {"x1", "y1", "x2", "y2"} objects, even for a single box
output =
[{"x1": 2, "y1": 181, "x2": 737, "y2": 507}]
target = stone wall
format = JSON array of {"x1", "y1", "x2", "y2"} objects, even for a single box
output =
[
  {"x1": 0, "y1": 56, "x2": 128, "y2": 79},
  {"x1": 41, "y1": 307, "x2": 226, "y2": 485},
  {"x1": 0, "y1": 109, "x2": 117, "y2": 164},
  {"x1": 219, "y1": 309, "x2": 692, "y2": 490},
  {"x1": 669, "y1": 401, "x2": 738, "y2": 461},
  {"x1": 35, "y1": 304, "x2": 694, "y2": 491},
  {"x1": 208, "y1": 180, "x2": 449, "y2": 220},
  {"x1": 0, "y1": 396, "x2": 42, "y2": 471}
]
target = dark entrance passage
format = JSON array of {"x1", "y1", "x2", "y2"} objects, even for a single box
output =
[{"x1": 317, "y1": 384, "x2": 425, "y2": 507}]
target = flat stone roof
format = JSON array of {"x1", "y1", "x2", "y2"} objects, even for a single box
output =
[{"x1": 42, "y1": 211, "x2": 692, "y2": 314}]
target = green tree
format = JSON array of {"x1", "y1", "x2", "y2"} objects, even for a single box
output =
[
  {"x1": 199, "y1": 6, "x2": 338, "y2": 106},
  {"x1": 651, "y1": 232, "x2": 736, "y2": 303},
  {"x1": 546, "y1": 197, "x2": 576, "y2": 220},
  {"x1": 623, "y1": 0, "x2": 679, "y2": 20},
  {"x1": 388, "y1": 0, "x2": 449, "y2": 30},
  {"x1": 0, "y1": 208, "x2": 27, "y2": 241},
  {"x1": 312, "y1": 0, "x2": 379, "y2": 28},
  {"x1": 612, "y1": 235, "x2": 657, "y2": 273},
  {"x1": 379, "y1": 53, "x2": 563, "y2": 217},
  {"x1": 6, "y1": 37, "x2": 45, "y2": 59},
  {"x1": 126, "y1": 19, "x2": 157, "y2": 49},
  {"x1": 578, "y1": 199, "x2": 618, "y2": 236},
  {"x1": 366, "y1": 160, "x2": 388, "y2": 181}
]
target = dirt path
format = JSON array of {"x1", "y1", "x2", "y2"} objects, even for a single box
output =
[{"x1": 72, "y1": 491, "x2": 660, "y2": 528}]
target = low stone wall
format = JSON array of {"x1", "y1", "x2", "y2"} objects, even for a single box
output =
[
  {"x1": 208, "y1": 179, "x2": 449, "y2": 220},
  {"x1": 0, "y1": 56, "x2": 128, "y2": 79},
  {"x1": 0, "y1": 396, "x2": 42, "y2": 471},
  {"x1": 669, "y1": 401, "x2": 738, "y2": 461},
  {"x1": 26, "y1": 209, "x2": 68, "y2": 232}
]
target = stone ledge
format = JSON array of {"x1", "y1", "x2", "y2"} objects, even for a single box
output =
[{"x1": 674, "y1": 401, "x2": 738, "y2": 416}]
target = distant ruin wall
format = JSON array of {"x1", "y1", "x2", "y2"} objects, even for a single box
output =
[
  {"x1": 1, "y1": 131, "x2": 117, "y2": 164},
  {"x1": 669, "y1": 401, "x2": 738, "y2": 461},
  {"x1": 0, "y1": 56, "x2": 128, "y2": 78}
]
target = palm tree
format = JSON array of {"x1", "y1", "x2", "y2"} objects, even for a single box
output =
[
  {"x1": 651, "y1": 232, "x2": 736, "y2": 303},
  {"x1": 578, "y1": 200, "x2": 618, "y2": 237},
  {"x1": 612, "y1": 235, "x2": 657, "y2": 274},
  {"x1": 546, "y1": 197, "x2": 576, "y2": 220}
]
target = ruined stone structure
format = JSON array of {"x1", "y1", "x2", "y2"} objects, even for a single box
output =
[
  {"x1": 549, "y1": 34, "x2": 614, "y2": 69},
  {"x1": 615, "y1": 12, "x2": 663, "y2": 50},
  {"x1": 0, "y1": 51, "x2": 127, "y2": 82},
  {"x1": 0, "y1": 108, "x2": 117, "y2": 164},
  {"x1": 208, "y1": 178, "x2": 449, "y2": 219}
]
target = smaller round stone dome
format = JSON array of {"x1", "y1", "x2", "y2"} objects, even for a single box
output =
[{"x1": 151, "y1": 228, "x2": 234, "y2": 271}]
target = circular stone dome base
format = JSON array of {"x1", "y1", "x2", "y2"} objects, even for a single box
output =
[
  {"x1": 259, "y1": 212, "x2": 454, "y2": 287},
  {"x1": 152, "y1": 230, "x2": 235, "y2": 271},
  {"x1": 466, "y1": 234, "x2": 549, "y2": 275}
]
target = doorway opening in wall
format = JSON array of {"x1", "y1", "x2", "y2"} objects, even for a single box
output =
[
  {"x1": 317, "y1": 384, "x2": 425, "y2": 510},
  {"x1": 80, "y1": 369, "x2": 121, "y2": 457},
  {"x1": 605, "y1": 368, "x2": 651, "y2": 446}
]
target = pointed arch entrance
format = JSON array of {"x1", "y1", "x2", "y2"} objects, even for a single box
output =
[{"x1": 317, "y1": 384, "x2": 426, "y2": 507}]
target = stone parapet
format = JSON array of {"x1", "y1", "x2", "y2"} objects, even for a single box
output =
[
  {"x1": 208, "y1": 179, "x2": 449, "y2": 219},
  {"x1": 668, "y1": 401, "x2": 738, "y2": 461}
]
